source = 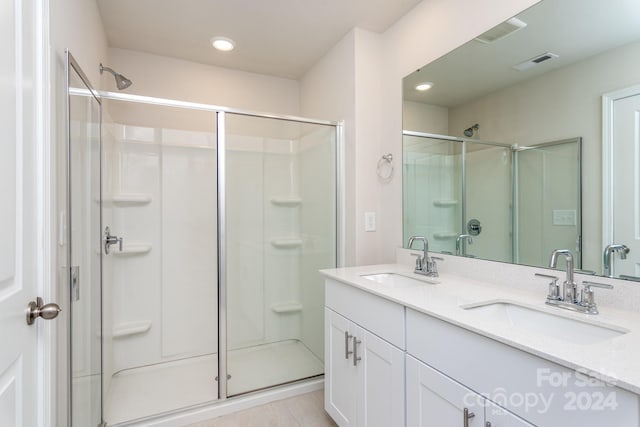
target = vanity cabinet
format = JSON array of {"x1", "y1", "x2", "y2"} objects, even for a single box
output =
[
  {"x1": 406, "y1": 355, "x2": 533, "y2": 427},
  {"x1": 406, "y1": 308, "x2": 640, "y2": 427},
  {"x1": 323, "y1": 277, "x2": 640, "y2": 427},
  {"x1": 324, "y1": 280, "x2": 405, "y2": 427}
]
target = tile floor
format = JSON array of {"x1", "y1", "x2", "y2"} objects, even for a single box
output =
[{"x1": 187, "y1": 390, "x2": 337, "y2": 427}]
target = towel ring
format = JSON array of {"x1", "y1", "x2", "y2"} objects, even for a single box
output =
[{"x1": 377, "y1": 154, "x2": 394, "y2": 181}]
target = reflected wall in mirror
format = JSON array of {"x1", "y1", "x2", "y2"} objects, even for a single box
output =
[{"x1": 402, "y1": 0, "x2": 640, "y2": 279}]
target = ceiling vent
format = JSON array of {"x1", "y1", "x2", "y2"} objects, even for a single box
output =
[
  {"x1": 475, "y1": 17, "x2": 527, "y2": 44},
  {"x1": 512, "y1": 52, "x2": 559, "y2": 71}
]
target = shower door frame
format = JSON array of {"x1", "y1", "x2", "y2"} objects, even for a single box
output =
[
  {"x1": 66, "y1": 51, "x2": 105, "y2": 427},
  {"x1": 96, "y1": 91, "x2": 345, "y2": 409}
]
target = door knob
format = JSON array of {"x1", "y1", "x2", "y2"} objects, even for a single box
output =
[{"x1": 26, "y1": 297, "x2": 62, "y2": 325}]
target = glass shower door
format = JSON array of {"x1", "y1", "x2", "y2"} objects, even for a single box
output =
[
  {"x1": 403, "y1": 134, "x2": 462, "y2": 254},
  {"x1": 464, "y1": 142, "x2": 512, "y2": 261},
  {"x1": 222, "y1": 113, "x2": 337, "y2": 396},
  {"x1": 67, "y1": 53, "x2": 103, "y2": 427}
]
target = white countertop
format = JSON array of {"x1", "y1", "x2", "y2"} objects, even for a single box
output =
[{"x1": 320, "y1": 263, "x2": 640, "y2": 395}]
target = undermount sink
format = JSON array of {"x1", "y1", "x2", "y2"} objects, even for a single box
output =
[
  {"x1": 361, "y1": 273, "x2": 438, "y2": 288},
  {"x1": 462, "y1": 301, "x2": 628, "y2": 345}
]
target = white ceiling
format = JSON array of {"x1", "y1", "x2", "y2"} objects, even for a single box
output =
[
  {"x1": 96, "y1": 0, "x2": 422, "y2": 80},
  {"x1": 403, "y1": 0, "x2": 640, "y2": 107}
]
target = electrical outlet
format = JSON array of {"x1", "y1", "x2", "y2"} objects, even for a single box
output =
[{"x1": 364, "y1": 211, "x2": 376, "y2": 232}]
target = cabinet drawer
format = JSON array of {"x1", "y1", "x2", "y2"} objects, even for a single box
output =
[
  {"x1": 325, "y1": 279, "x2": 405, "y2": 349},
  {"x1": 406, "y1": 309, "x2": 640, "y2": 426}
]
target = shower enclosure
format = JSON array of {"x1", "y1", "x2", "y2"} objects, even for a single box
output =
[
  {"x1": 402, "y1": 131, "x2": 581, "y2": 268},
  {"x1": 66, "y1": 52, "x2": 340, "y2": 426}
]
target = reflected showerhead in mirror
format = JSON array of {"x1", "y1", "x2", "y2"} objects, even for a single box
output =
[
  {"x1": 99, "y1": 63, "x2": 133, "y2": 90},
  {"x1": 464, "y1": 123, "x2": 480, "y2": 137}
]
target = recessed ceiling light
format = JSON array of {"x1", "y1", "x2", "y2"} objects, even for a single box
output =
[
  {"x1": 415, "y1": 82, "x2": 434, "y2": 91},
  {"x1": 211, "y1": 36, "x2": 235, "y2": 52}
]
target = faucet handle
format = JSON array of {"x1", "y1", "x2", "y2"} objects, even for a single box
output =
[
  {"x1": 582, "y1": 281, "x2": 614, "y2": 290},
  {"x1": 431, "y1": 256, "x2": 444, "y2": 262},
  {"x1": 535, "y1": 273, "x2": 560, "y2": 300},
  {"x1": 410, "y1": 253, "x2": 423, "y2": 270},
  {"x1": 580, "y1": 281, "x2": 613, "y2": 313}
]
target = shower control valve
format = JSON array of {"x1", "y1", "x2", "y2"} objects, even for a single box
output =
[{"x1": 104, "y1": 226, "x2": 123, "y2": 254}]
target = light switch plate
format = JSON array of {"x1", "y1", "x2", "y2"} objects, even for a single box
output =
[
  {"x1": 552, "y1": 209, "x2": 576, "y2": 226},
  {"x1": 364, "y1": 211, "x2": 376, "y2": 232}
]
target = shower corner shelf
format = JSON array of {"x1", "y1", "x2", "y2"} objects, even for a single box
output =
[
  {"x1": 270, "y1": 196, "x2": 302, "y2": 207},
  {"x1": 433, "y1": 199, "x2": 458, "y2": 207},
  {"x1": 114, "y1": 244, "x2": 152, "y2": 255},
  {"x1": 113, "y1": 321, "x2": 152, "y2": 338},
  {"x1": 112, "y1": 193, "x2": 153, "y2": 205},
  {"x1": 270, "y1": 238, "x2": 303, "y2": 249},
  {"x1": 433, "y1": 232, "x2": 459, "y2": 239},
  {"x1": 271, "y1": 302, "x2": 303, "y2": 314}
]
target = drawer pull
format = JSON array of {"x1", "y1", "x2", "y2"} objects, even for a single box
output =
[
  {"x1": 344, "y1": 331, "x2": 353, "y2": 359},
  {"x1": 353, "y1": 336, "x2": 362, "y2": 366},
  {"x1": 463, "y1": 408, "x2": 475, "y2": 427}
]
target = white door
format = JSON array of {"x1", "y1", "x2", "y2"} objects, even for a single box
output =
[
  {"x1": 325, "y1": 308, "x2": 358, "y2": 426},
  {"x1": 359, "y1": 330, "x2": 404, "y2": 427},
  {"x1": 406, "y1": 355, "x2": 483, "y2": 427},
  {"x1": 0, "y1": 0, "x2": 47, "y2": 425},
  {"x1": 611, "y1": 92, "x2": 640, "y2": 278}
]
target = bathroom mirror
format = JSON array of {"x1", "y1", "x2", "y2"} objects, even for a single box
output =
[{"x1": 402, "y1": 0, "x2": 640, "y2": 279}]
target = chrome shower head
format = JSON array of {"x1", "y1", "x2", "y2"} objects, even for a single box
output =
[
  {"x1": 99, "y1": 63, "x2": 133, "y2": 90},
  {"x1": 464, "y1": 123, "x2": 480, "y2": 138}
]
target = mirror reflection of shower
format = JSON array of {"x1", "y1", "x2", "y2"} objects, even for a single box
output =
[
  {"x1": 464, "y1": 123, "x2": 480, "y2": 138},
  {"x1": 99, "y1": 63, "x2": 133, "y2": 90}
]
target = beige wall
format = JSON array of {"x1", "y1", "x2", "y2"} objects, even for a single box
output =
[
  {"x1": 107, "y1": 48, "x2": 300, "y2": 115},
  {"x1": 403, "y1": 101, "x2": 449, "y2": 135},
  {"x1": 300, "y1": 30, "x2": 357, "y2": 265}
]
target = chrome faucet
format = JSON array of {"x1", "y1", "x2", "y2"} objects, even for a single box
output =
[
  {"x1": 407, "y1": 236, "x2": 441, "y2": 277},
  {"x1": 549, "y1": 249, "x2": 577, "y2": 302},
  {"x1": 455, "y1": 234, "x2": 473, "y2": 256},
  {"x1": 603, "y1": 244, "x2": 630, "y2": 277},
  {"x1": 535, "y1": 248, "x2": 613, "y2": 314}
]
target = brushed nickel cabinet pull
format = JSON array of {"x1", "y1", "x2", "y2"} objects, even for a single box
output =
[
  {"x1": 344, "y1": 331, "x2": 353, "y2": 359},
  {"x1": 353, "y1": 336, "x2": 362, "y2": 366},
  {"x1": 463, "y1": 407, "x2": 475, "y2": 427}
]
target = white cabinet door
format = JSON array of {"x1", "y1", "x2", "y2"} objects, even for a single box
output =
[
  {"x1": 485, "y1": 401, "x2": 534, "y2": 427},
  {"x1": 359, "y1": 331, "x2": 405, "y2": 427},
  {"x1": 325, "y1": 308, "x2": 359, "y2": 426},
  {"x1": 406, "y1": 355, "x2": 483, "y2": 427},
  {"x1": 0, "y1": 0, "x2": 44, "y2": 426}
]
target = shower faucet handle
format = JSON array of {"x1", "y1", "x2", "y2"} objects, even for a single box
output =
[{"x1": 104, "y1": 226, "x2": 124, "y2": 254}]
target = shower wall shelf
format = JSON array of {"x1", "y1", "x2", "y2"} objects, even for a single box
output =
[
  {"x1": 433, "y1": 232, "x2": 459, "y2": 239},
  {"x1": 114, "y1": 244, "x2": 152, "y2": 255},
  {"x1": 112, "y1": 193, "x2": 153, "y2": 205},
  {"x1": 270, "y1": 239, "x2": 303, "y2": 249},
  {"x1": 433, "y1": 199, "x2": 458, "y2": 207},
  {"x1": 113, "y1": 321, "x2": 152, "y2": 338},
  {"x1": 270, "y1": 197, "x2": 302, "y2": 207},
  {"x1": 271, "y1": 302, "x2": 303, "y2": 314}
]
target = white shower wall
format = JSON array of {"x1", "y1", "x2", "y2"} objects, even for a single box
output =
[
  {"x1": 103, "y1": 117, "x2": 332, "y2": 381},
  {"x1": 104, "y1": 122, "x2": 217, "y2": 374}
]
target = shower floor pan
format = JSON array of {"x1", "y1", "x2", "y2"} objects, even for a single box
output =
[{"x1": 105, "y1": 339, "x2": 324, "y2": 425}]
